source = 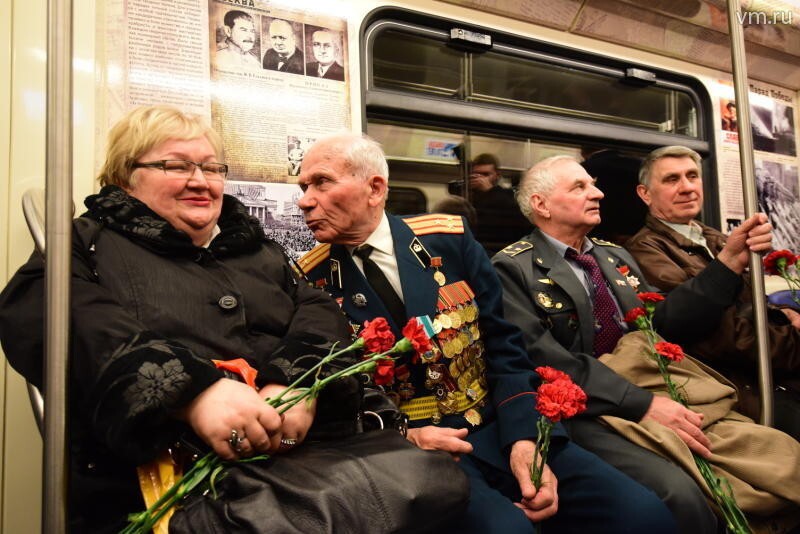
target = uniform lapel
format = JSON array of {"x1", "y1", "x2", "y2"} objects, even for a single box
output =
[
  {"x1": 330, "y1": 244, "x2": 398, "y2": 331},
  {"x1": 590, "y1": 248, "x2": 641, "y2": 314},
  {"x1": 389, "y1": 215, "x2": 439, "y2": 321},
  {"x1": 531, "y1": 230, "x2": 595, "y2": 352}
]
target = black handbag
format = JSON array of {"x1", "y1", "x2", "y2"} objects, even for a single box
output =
[{"x1": 168, "y1": 429, "x2": 470, "y2": 534}]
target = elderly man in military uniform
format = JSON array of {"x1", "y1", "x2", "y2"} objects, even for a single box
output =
[
  {"x1": 296, "y1": 133, "x2": 677, "y2": 534},
  {"x1": 492, "y1": 155, "x2": 773, "y2": 533}
]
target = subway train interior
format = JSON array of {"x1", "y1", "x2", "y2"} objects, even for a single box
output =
[{"x1": 1, "y1": 0, "x2": 799, "y2": 530}]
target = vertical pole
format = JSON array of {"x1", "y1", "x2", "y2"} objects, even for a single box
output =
[
  {"x1": 726, "y1": 0, "x2": 773, "y2": 426},
  {"x1": 44, "y1": 0, "x2": 73, "y2": 530}
]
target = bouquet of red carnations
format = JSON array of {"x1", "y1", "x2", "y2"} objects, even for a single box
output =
[
  {"x1": 625, "y1": 293, "x2": 751, "y2": 534},
  {"x1": 763, "y1": 249, "x2": 800, "y2": 308},
  {"x1": 122, "y1": 317, "x2": 429, "y2": 534}
]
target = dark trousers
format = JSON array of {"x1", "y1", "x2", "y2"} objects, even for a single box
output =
[
  {"x1": 565, "y1": 418, "x2": 720, "y2": 534},
  {"x1": 451, "y1": 440, "x2": 678, "y2": 534}
]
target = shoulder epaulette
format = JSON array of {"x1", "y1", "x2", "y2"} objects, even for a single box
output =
[
  {"x1": 298, "y1": 243, "x2": 331, "y2": 272},
  {"x1": 591, "y1": 237, "x2": 621, "y2": 248},
  {"x1": 500, "y1": 240, "x2": 533, "y2": 256},
  {"x1": 403, "y1": 214, "x2": 464, "y2": 236}
]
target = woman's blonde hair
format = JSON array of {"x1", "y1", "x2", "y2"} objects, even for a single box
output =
[{"x1": 97, "y1": 105, "x2": 224, "y2": 188}]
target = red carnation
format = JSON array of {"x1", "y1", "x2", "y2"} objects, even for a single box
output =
[
  {"x1": 360, "y1": 318, "x2": 395, "y2": 353},
  {"x1": 624, "y1": 307, "x2": 647, "y2": 324},
  {"x1": 535, "y1": 379, "x2": 588, "y2": 422},
  {"x1": 763, "y1": 249, "x2": 796, "y2": 275},
  {"x1": 637, "y1": 292, "x2": 665, "y2": 304},
  {"x1": 401, "y1": 318, "x2": 433, "y2": 360},
  {"x1": 536, "y1": 366, "x2": 571, "y2": 384},
  {"x1": 373, "y1": 358, "x2": 396, "y2": 386},
  {"x1": 654, "y1": 341, "x2": 685, "y2": 363}
]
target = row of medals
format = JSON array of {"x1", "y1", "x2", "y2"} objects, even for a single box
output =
[{"x1": 422, "y1": 300, "x2": 487, "y2": 425}]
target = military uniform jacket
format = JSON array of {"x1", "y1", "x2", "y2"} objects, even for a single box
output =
[
  {"x1": 300, "y1": 214, "x2": 565, "y2": 463},
  {"x1": 492, "y1": 227, "x2": 744, "y2": 422}
]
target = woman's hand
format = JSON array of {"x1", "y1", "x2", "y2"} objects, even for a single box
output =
[
  {"x1": 179, "y1": 378, "x2": 282, "y2": 460},
  {"x1": 260, "y1": 383, "x2": 316, "y2": 453}
]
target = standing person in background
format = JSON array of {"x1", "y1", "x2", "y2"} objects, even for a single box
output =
[
  {"x1": 468, "y1": 153, "x2": 531, "y2": 256},
  {"x1": 625, "y1": 145, "x2": 800, "y2": 439}
]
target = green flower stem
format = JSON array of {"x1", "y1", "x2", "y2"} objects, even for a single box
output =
[
  {"x1": 530, "y1": 417, "x2": 552, "y2": 490},
  {"x1": 777, "y1": 265, "x2": 800, "y2": 307},
  {"x1": 637, "y1": 308, "x2": 752, "y2": 534},
  {"x1": 269, "y1": 339, "x2": 365, "y2": 406},
  {"x1": 122, "y1": 340, "x2": 394, "y2": 534}
]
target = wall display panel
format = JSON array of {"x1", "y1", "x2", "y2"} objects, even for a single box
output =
[
  {"x1": 98, "y1": 0, "x2": 353, "y2": 259},
  {"x1": 712, "y1": 79, "x2": 799, "y2": 251}
]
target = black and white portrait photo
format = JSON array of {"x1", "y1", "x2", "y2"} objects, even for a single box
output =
[
  {"x1": 214, "y1": 9, "x2": 261, "y2": 70},
  {"x1": 304, "y1": 26, "x2": 345, "y2": 81}
]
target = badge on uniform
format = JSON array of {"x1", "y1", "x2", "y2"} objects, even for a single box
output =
[
  {"x1": 430, "y1": 256, "x2": 446, "y2": 286},
  {"x1": 536, "y1": 292, "x2": 553, "y2": 308},
  {"x1": 352, "y1": 293, "x2": 367, "y2": 307},
  {"x1": 409, "y1": 237, "x2": 432, "y2": 268},
  {"x1": 329, "y1": 258, "x2": 342, "y2": 289}
]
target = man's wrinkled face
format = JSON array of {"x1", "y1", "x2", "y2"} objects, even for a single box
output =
[
  {"x1": 270, "y1": 21, "x2": 295, "y2": 54},
  {"x1": 296, "y1": 144, "x2": 376, "y2": 244},
  {"x1": 312, "y1": 31, "x2": 336, "y2": 66},
  {"x1": 536, "y1": 160, "x2": 604, "y2": 231},
  {"x1": 638, "y1": 156, "x2": 703, "y2": 224},
  {"x1": 227, "y1": 17, "x2": 256, "y2": 53}
]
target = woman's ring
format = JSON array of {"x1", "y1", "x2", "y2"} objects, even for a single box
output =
[
  {"x1": 279, "y1": 437, "x2": 297, "y2": 448},
  {"x1": 229, "y1": 429, "x2": 247, "y2": 452}
]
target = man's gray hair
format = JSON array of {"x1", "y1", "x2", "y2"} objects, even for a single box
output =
[
  {"x1": 639, "y1": 146, "x2": 702, "y2": 186},
  {"x1": 516, "y1": 155, "x2": 578, "y2": 220}
]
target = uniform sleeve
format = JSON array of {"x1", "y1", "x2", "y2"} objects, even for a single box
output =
[
  {"x1": 493, "y1": 254, "x2": 653, "y2": 422},
  {"x1": 459, "y1": 227, "x2": 567, "y2": 449}
]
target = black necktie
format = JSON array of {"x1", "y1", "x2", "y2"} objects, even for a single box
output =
[{"x1": 354, "y1": 245, "x2": 406, "y2": 327}]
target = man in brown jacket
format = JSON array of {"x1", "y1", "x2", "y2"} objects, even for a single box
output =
[{"x1": 626, "y1": 145, "x2": 800, "y2": 439}]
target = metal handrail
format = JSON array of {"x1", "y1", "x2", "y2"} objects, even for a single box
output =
[
  {"x1": 21, "y1": 189, "x2": 47, "y2": 437},
  {"x1": 44, "y1": 0, "x2": 73, "y2": 531},
  {"x1": 726, "y1": 0, "x2": 773, "y2": 427}
]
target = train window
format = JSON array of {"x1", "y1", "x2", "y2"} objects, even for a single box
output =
[
  {"x1": 471, "y1": 52, "x2": 677, "y2": 132},
  {"x1": 386, "y1": 186, "x2": 428, "y2": 215},
  {"x1": 373, "y1": 29, "x2": 463, "y2": 97},
  {"x1": 368, "y1": 21, "x2": 705, "y2": 138}
]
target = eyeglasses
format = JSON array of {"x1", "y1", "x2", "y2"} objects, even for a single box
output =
[{"x1": 131, "y1": 160, "x2": 228, "y2": 182}]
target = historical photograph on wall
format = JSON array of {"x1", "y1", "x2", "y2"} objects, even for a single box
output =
[
  {"x1": 208, "y1": 0, "x2": 350, "y2": 183},
  {"x1": 226, "y1": 181, "x2": 316, "y2": 260},
  {"x1": 756, "y1": 161, "x2": 800, "y2": 251}
]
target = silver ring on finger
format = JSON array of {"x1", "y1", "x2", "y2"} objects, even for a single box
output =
[
  {"x1": 229, "y1": 429, "x2": 247, "y2": 453},
  {"x1": 279, "y1": 437, "x2": 297, "y2": 449}
]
